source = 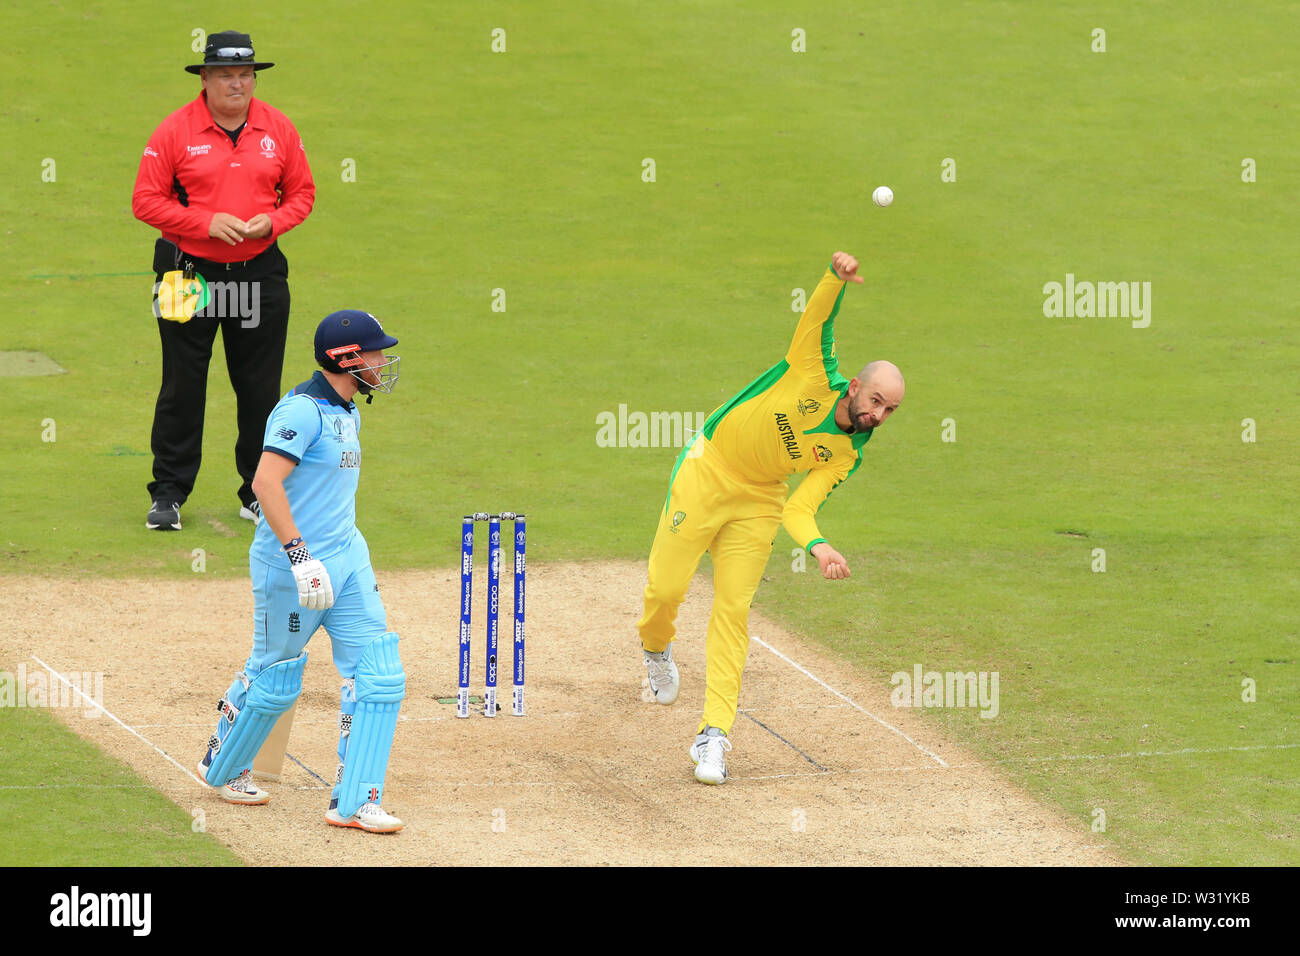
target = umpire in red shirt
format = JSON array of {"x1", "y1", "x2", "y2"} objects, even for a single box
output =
[{"x1": 133, "y1": 30, "x2": 315, "y2": 531}]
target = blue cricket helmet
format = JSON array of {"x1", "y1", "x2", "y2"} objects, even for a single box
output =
[
  {"x1": 314, "y1": 310, "x2": 400, "y2": 398},
  {"x1": 315, "y1": 310, "x2": 398, "y2": 365}
]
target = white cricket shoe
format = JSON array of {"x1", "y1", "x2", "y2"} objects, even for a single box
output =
[
  {"x1": 325, "y1": 802, "x2": 404, "y2": 833},
  {"x1": 643, "y1": 645, "x2": 680, "y2": 704},
  {"x1": 201, "y1": 763, "x2": 270, "y2": 805},
  {"x1": 690, "y1": 727, "x2": 732, "y2": 785}
]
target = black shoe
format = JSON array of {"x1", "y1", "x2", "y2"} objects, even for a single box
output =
[
  {"x1": 239, "y1": 500, "x2": 262, "y2": 525},
  {"x1": 146, "y1": 500, "x2": 181, "y2": 531}
]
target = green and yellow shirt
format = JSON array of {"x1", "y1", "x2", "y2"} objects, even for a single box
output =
[{"x1": 697, "y1": 266, "x2": 871, "y2": 551}]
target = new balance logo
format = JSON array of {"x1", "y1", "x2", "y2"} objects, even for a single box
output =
[{"x1": 275, "y1": 427, "x2": 297, "y2": 441}]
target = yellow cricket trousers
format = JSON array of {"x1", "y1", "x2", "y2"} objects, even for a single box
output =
[{"x1": 637, "y1": 436, "x2": 787, "y2": 734}]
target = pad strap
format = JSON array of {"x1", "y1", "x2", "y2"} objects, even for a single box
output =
[{"x1": 201, "y1": 653, "x2": 307, "y2": 786}]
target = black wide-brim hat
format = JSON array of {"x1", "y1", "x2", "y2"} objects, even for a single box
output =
[{"x1": 185, "y1": 30, "x2": 275, "y2": 74}]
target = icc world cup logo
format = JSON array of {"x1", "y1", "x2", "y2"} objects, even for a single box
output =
[{"x1": 797, "y1": 398, "x2": 822, "y2": 415}]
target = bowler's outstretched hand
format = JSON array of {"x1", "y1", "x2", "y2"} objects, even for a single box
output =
[{"x1": 831, "y1": 251, "x2": 864, "y2": 284}]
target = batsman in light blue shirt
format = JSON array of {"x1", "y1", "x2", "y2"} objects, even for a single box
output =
[{"x1": 196, "y1": 309, "x2": 407, "y2": 834}]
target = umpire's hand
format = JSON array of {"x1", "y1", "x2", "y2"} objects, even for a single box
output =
[{"x1": 208, "y1": 212, "x2": 249, "y2": 245}]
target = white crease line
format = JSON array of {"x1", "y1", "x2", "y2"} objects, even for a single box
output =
[
  {"x1": 749, "y1": 635, "x2": 949, "y2": 767},
  {"x1": 747, "y1": 742, "x2": 1300, "y2": 781},
  {"x1": 128, "y1": 711, "x2": 584, "y2": 730},
  {"x1": 3, "y1": 741, "x2": 1293, "y2": 792},
  {"x1": 129, "y1": 722, "x2": 242, "y2": 730},
  {"x1": 398, "y1": 711, "x2": 584, "y2": 723},
  {"x1": 26, "y1": 643, "x2": 1292, "y2": 793},
  {"x1": 998, "y1": 742, "x2": 1300, "y2": 765},
  {"x1": 0, "y1": 784, "x2": 158, "y2": 790},
  {"x1": 29, "y1": 655, "x2": 204, "y2": 786}
]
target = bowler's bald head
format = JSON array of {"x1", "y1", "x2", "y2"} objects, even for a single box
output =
[
  {"x1": 859, "y1": 361, "x2": 905, "y2": 399},
  {"x1": 839, "y1": 360, "x2": 904, "y2": 432}
]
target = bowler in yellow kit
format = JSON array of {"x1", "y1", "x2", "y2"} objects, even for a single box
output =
[{"x1": 638, "y1": 251, "x2": 905, "y2": 784}]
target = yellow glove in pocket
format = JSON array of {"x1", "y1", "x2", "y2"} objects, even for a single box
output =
[{"x1": 153, "y1": 270, "x2": 209, "y2": 323}]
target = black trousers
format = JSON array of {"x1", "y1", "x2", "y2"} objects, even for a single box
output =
[{"x1": 147, "y1": 239, "x2": 291, "y2": 509}]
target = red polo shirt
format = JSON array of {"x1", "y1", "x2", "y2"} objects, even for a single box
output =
[{"x1": 132, "y1": 91, "x2": 315, "y2": 262}]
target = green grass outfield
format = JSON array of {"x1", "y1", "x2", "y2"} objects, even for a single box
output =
[
  {"x1": 1, "y1": 1, "x2": 1296, "y2": 864},
  {"x1": 0, "y1": 706, "x2": 241, "y2": 866}
]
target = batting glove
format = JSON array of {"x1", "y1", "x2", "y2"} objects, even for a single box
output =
[{"x1": 285, "y1": 539, "x2": 334, "y2": 610}]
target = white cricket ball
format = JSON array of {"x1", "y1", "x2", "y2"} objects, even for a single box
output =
[{"x1": 872, "y1": 186, "x2": 894, "y2": 207}]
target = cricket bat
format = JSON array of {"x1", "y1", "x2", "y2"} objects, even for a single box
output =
[{"x1": 251, "y1": 703, "x2": 297, "y2": 781}]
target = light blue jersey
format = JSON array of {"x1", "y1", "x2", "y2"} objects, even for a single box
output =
[
  {"x1": 251, "y1": 371, "x2": 363, "y2": 568},
  {"x1": 219, "y1": 368, "x2": 391, "y2": 811},
  {"x1": 200, "y1": 309, "x2": 405, "y2": 822}
]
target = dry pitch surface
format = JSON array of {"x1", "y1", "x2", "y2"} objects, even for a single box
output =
[{"x1": 2, "y1": 563, "x2": 1117, "y2": 865}]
